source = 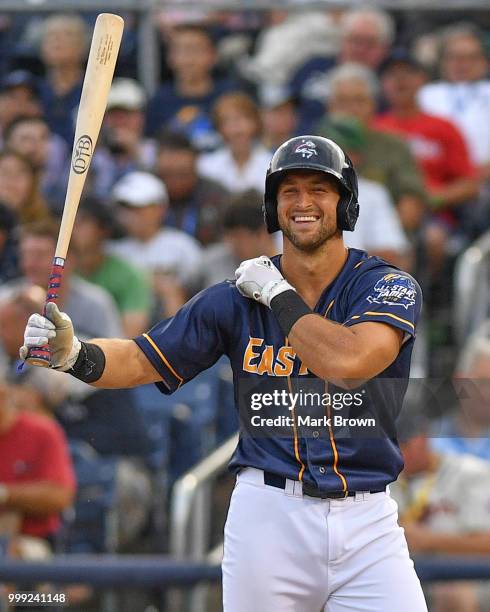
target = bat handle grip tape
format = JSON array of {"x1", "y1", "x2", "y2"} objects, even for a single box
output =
[{"x1": 25, "y1": 257, "x2": 66, "y2": 368}]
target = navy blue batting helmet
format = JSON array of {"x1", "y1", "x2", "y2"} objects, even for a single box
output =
[{"x1": 263, "y1": 135, "x2": 359, "y2": 233}]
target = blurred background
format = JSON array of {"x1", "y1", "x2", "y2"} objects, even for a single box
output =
[{"x1": 0, "y1": 1, "x2": 489, "y2": 611}]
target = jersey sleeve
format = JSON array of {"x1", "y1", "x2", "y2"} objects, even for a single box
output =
[
  {"x1": 343, "y1": 267, "x2": 422, "y2": 338},
  {"x1": 134, "y1": 282, "x2": 236, "y2": 394}
]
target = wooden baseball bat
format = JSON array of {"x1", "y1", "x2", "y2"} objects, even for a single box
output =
[{"x1": 26, "y1": 13, "x2": 124, "y2": 367}]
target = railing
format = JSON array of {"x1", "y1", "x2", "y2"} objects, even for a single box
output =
[
  {"x1": 169, "y1": 434, "x2": 237, "y2": 559},
  {"x1": 0, "y1": 555, "x2": 220, "y2": 586},
  {"x1": 1, "y1": 555, "x2": 490, "y2": 603},
  {"x1": 2, "y1": 554, "x2": 490, "y2": 584},
  {"x1": 168, "y1": 434, "x2": 238, "y2": 612},
  {"x1": 453, "y1": 231, "x2": 490, "y2": 347}
]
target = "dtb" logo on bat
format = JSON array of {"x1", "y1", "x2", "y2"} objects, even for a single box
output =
[{"x1": 72, "y1": 135, "x2": 93, "y2": 174}]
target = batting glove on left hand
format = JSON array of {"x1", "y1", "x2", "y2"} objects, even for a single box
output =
[
  {"x1": 235, "y1": 256, "x2": 295, "y2": 308},
  {"x1": 20, "y1": 302, "x2": 81, "y2": 371}
]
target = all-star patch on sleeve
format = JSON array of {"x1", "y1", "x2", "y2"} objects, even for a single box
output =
[
  {"x1": 343, "y1": 267, "x2": 422, "y2": 337},
  {"x1": 134, "y1": 281, "x2": 236, "y2": 394}
]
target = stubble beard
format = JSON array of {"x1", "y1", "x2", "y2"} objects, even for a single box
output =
[{"x1": 279, "y1": 216, "x2": 340, "y2": 253}]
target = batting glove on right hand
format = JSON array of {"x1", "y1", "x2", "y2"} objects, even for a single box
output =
[
  {"x1": 235, "y1": 255, "x2": 295, "y2": 308},
  {"x1": 20, "y1": 302, "x2": 81, "y2": 371}
]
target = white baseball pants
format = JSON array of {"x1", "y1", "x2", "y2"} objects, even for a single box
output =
[{"x1": 222, "y1": 468, "x2": 427, "y2": 612}]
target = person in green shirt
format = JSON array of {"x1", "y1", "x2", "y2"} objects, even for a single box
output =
[{"x1": 72, "y1": 198, "x2": 151, "y2": 338}]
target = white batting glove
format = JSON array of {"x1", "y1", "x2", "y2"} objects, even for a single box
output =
[
  {"x1": 20, "y1": 302, "x2": 81, "y2": 371},
  {"x1": 235, "y1": 256, "x2": 296, "y2": 308}
]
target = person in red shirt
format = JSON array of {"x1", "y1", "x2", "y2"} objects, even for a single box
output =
[
  {"x1": 374, "y1": 49, "x2": 480, "y2": 275},
  {"x1": 0, "y1": 382, "x2": 76, "y2": 544}
]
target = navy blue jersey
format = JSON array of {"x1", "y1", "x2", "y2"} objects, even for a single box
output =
[{"x1": 135, "y1": 248, "x2": 422, "y2": 492}]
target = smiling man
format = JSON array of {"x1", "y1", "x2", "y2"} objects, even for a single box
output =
[{"x1": 21, "y1": 135, "x2": 426, "y2": 611}]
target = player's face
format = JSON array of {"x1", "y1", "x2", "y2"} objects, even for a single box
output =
[{"x1": 276, "y1": 170, "x2": 341, "y2": 252}]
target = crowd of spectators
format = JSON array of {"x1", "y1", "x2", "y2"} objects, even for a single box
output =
[{"x1": 0, "y1": 6, "x2": 489, "y2": 609}]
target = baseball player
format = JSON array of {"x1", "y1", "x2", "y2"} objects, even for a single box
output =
[{"x1": 22, "y1": 135, "x2": 427, "y2": 611}]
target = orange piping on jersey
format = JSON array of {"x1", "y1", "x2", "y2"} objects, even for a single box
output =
[
  {"x1": 354, "y1": 257, "x2": 372, "y2": 269},
  {"x1": 323, "y1": 299, "x2": 335, "y2": 318},
  {"x1": 142, "y1": 333, "x2": 184, "y2": 388},
  {"x1": 286, "y1": 338, "x2": 305, "y2": 481},
  {"x1": 326, "y1": 400, "x2": 348, "y2": 494},
  {"x1": 362, "y1": 311, "x2": 415, "y2": 330},
  {"x1": 323, "y1": 304, "x2": 348, "y2": 494}
]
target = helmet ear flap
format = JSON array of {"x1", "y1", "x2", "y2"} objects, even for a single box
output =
[
  {"x1": 337, "y1": 193, "x2": 360, "y2": 231},
  {"x1": 336, "y1": 163, "x2": 359, "y2": 231}
]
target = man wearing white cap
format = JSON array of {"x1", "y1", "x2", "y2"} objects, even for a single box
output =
[
  {"x1": 108, "y1": 171, "x2": 202, "y2": 319},
  {"x1": 91, "y1": 78, "x2": 157, "y2": 199}
]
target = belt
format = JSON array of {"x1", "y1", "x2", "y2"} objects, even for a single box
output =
[{"x1": 263, "y1": 471, "x2": 384, "y2": 499}]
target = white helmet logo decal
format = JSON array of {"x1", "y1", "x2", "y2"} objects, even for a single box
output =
[{"x1": 294, "y1": 139, "x2": 318, "y2": 159}]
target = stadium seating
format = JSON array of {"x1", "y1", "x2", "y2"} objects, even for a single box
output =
[{"x1": 64, "y1": 440, "x2": 118, "y2": 554}]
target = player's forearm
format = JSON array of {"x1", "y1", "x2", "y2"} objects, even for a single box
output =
[
  {"x1": 265, "y1": 285, "x2": 401, "y2": 383},
  {"x1": 87, "y1": 338, "x2": 161, "y2": 388},
  {"x1": 288, "y1": 315, "x2": 383, "y2": 382}
]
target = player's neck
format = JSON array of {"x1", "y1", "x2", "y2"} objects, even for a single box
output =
[{"x1": 281, "y1": 237, "x2": 348, "y2": 309}]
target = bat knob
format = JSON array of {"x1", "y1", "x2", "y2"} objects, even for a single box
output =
[{"x1": 25, "y1": 346, "x2": 51, "y2": 368}]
